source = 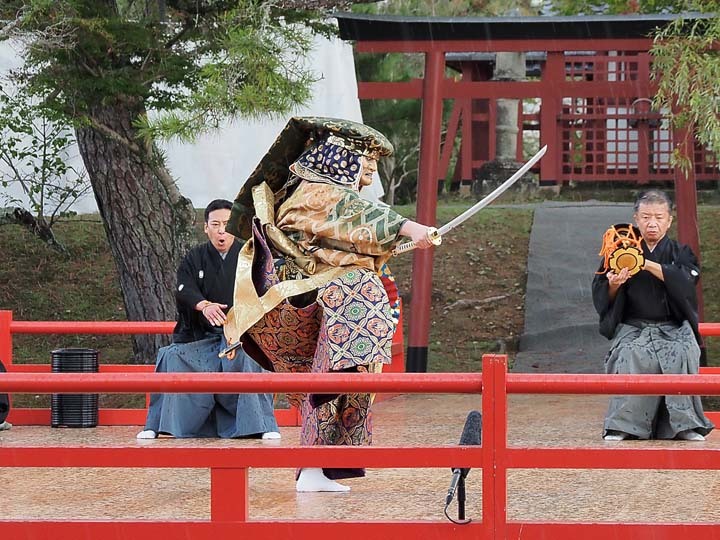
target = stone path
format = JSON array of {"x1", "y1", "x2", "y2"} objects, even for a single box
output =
[{"x1": 512, "y1": 202, "x2": 634, "y2": 373}]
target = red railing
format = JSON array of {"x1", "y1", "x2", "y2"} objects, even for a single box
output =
[
  {"x1": 1, "y1": 315, "x2": 719, "y2": 538},
  {"x1": 3, "y1": 354, "x2": 720, "y2": 538},
  {"x1": 0, "y1": 310, "x2": 405, "y2": 426}
]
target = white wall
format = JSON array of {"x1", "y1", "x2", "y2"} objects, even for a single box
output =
[{"x1": 0, "y1": 33, "x2": 383, "y2": 214}]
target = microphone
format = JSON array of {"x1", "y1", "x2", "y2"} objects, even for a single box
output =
[{"x1": 446, "y1": 410, "x2": 482, "y2": 506}]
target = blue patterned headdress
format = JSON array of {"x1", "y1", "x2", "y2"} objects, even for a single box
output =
[{"x1": 289, "y1": 137, "x2": 365, "y2": 189}]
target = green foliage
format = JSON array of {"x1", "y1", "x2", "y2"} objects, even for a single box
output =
[
  {"x1": 548, "y1": 0, "x2": 687, "y2": 14},
  {"x1": 0, "y1": 86, "x2": 90, "y2": 234},
  {"x1": 2, "y1": 1, "x2": 330, "y2": 142},
  {"x1": 700, "y1": 206, "x2": 720, "y2": 364},
  {"x1": 353, "y1": 0, "x2": 540, "y2": 16},
  {"x1": 354, "y1": 51, "x2": 424, "y2": 203},
  {"x1": 651, "y1": 4, "x2": 720, "y2": 174},
  {"x1": 139, "y1": 5, "x2": 319, "y2": 140}
]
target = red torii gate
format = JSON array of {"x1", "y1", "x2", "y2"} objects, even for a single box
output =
[{"x1": 335, "y1": 12, "x2": 715, "y2": 372}]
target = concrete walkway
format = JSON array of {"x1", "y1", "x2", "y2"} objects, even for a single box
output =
[{"x1": 513, "y1": 202, "x2": 635, "y2": 373}]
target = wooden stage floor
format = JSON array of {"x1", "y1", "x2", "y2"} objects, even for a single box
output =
[{"x1": 2, "y1": 393, "x2": 720, "y2": 523}]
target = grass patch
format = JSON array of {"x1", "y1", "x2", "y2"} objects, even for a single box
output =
[{"x1": 390, "y1": 205, "x2": 533, "y2": 371}]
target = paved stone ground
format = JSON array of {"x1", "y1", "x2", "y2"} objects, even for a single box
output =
[
  {"x1": 512, "y1": 201, "x2": 635, "y2": 373},
  {"x1": 2, "y1": 393, "x2": 720, "y2": 523}
]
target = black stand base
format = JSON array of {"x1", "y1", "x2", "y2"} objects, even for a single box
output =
[
  {"x1": 457, "y1": 477, "x2": 470, "y2": 523},
  {"x1": 406, "y1": 346, "x2": 428, "y2": 373}
]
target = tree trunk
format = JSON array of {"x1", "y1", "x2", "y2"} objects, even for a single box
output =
[{"x1": 75, "y1": 98, "x2": 195, "y2": 363}]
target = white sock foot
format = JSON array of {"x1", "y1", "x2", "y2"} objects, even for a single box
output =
[
  {"x1": 603, "y1": 431, "x2": 628, "y2": 441},
  {"x1": 296, "y1": 468, "x2": 351, "y2": 492},
  {"x1": 262, "y1": 431, "x2": 281, "y2": 440},
  {"x1": 0, "y1": 421, "x2": 11, "y2": 431},
  {"x1": 677, "y1": 429, "x2": 705, "y2": 441},
  {"x1": 136, "y1": 429, "x2": 158, "y2": 439}
]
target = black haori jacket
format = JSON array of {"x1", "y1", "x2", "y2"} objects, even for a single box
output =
[
  {"x1": 591, "y1": 236, "x2": 704, "y2": 363},
  {"x1": 173, "y1": 241, "x2": 241, "y2": 344}
]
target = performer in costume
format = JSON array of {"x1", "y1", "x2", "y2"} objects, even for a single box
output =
[
  {"x1": 223, "y1": 117, "x2": 435, "y2": 492},
  {"x1": 592, "y1": 189, "x2": 713, "y2": 441},
  {"x1": 137, "y1": 199, "x2": 280, "y2": 440}
]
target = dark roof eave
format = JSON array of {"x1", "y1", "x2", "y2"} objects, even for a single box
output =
[{"x1": 334, "y1": 11, "x2": 714, "y2": 42}]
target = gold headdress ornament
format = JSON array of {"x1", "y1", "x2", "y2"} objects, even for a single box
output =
[
  {"x1": 597, "y1": 223, "x2": 645, "y2": 276},
  {"x1": 325, "y1": 134, "x2": 383, "y2": 160}
]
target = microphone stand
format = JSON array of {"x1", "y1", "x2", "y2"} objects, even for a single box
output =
[
  {"x1": 457, "y1": 476, "x2": 470, "y2": 524},
  {"x1": 445, "y1": 475, "x2": 472, "y2": 525}
]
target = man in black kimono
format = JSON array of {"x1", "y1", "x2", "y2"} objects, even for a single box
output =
[
  {"x1": 137, "y1": 199, "x2": 280, "y2": 439},
  {"x1": 592, "y1": 189, "x2": 713, "y2": 441}
]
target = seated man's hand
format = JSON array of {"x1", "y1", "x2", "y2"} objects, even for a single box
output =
[
  {"x1": 607, "y1": 267, "x2": 631, "y2": 287},
  {"x1": 202, "y1": 302, "x2": 228, "y2": 326}
]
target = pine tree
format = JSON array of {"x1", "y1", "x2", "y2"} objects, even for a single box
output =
[{"x1": 0, "y1": 0, "x2": 353, "y2": 362}]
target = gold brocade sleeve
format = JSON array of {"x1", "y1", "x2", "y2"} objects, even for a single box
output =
[{"x1": 276, "y1": 182, "x2": 406, "y2": 269}]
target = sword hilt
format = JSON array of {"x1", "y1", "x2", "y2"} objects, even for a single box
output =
[
  {"x1": 392, "y1": 227, "x2": 442, "y2": 256},
  {"x1": 219, "y1": 340, "x2": 242, "y2": 359}
]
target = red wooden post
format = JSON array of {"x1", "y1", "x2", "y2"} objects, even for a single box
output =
[
  {"x1": 406, "y1": 49, "x2": 445, "y2": 373},
  {"x1": 540, "y1": 52, "x2": 563, "y2": 185},
  {"x1": 469, "y1": 58, "x2": 493, "y2": 177},
  {"x1": 672, "y1": 125, "x2": 700, "y2": 253},
  {"x1": 388, "y1": 300, "x2": 405, "y2": 373},
  {"x1": 673, "y1": 124, "x2": 703, "y2": 319},
  {"x1": 481, "y1": 354, "x2": 494, "y2": 539},
  {"x1": 0, "y1": 310, "x2": 11, "y2": 365},
  {"x1": 210, "y1": 467, "x2": 249, "y2": 522},
  {"x1": 482, "y1": 353, "x2": 508, "y2": 540},
  {"x1": 0, "y1": 310, "x2": 12, "y2": 415},
  {"x1": 637, "y1": 128, "x2": 651, "y2": 180}
]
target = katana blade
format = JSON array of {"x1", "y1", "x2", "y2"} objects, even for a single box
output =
[
  {"x1": 439, "y1": 145, "x2": 546, "y2": 235},
  {"x1": 392, "y1": 145, "x2": 547, "y2": 256}
]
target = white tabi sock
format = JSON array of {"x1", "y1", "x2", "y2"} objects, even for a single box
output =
[
  {"x1": 136, "y1": 429, "x2": 158, "y2": 439},
  {"x1": 677, "y1": 429, "x2": 705, "y2": 441},
  {"x1": 296, "y1": 468, "x2": 351, "y2": 492},
  {"x1": 261, "y1": 431, "x2": 281, "y2": 440}
]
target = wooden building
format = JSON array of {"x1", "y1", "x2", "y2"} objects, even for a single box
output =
[{"x1": 335, "y1": 12, "x2": 717, "y2": 371}]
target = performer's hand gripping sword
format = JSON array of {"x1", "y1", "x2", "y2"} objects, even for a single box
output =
[{"x1": 391, "y1": 145, "x2": 547, "y2": 256}]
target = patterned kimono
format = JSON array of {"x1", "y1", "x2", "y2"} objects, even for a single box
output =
[{"x1": 225, "y1": 136, "x2": 406, "y2": 480}]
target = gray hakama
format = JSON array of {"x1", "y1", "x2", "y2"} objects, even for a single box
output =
[
  {"x1": 144, "y1": 335, "x2": 278, "y2": 438},
  {"x1": 603, "y1": 320, "x2": 714, "y2": 439},
  {"x1": 593, "y1": 235, "x2": 714, "y2": 440}
]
